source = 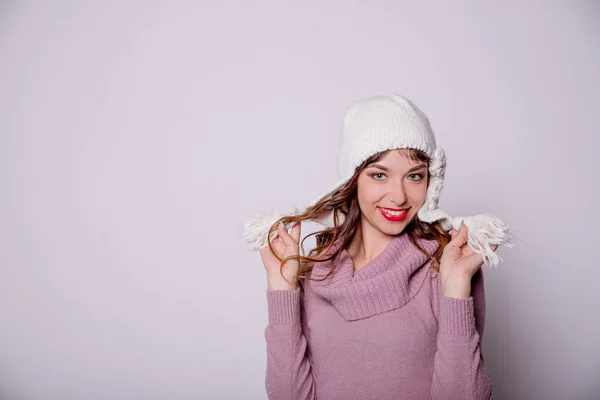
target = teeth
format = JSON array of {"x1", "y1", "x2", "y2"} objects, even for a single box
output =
[{"x1": 382, "y1": 208, "x2": 407, "y2": 216}]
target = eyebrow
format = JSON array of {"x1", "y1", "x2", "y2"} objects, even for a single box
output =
[{"x1": 366, "y1": 163, "x2": 427, "y2": 172}]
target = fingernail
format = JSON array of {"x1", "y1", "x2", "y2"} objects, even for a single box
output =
[
  {"x1": 458, "y1": 220, "x2": 464, "y2": 230},
  {"x1": 279, "y1": 221, "x2": 285, "y2": 229}
]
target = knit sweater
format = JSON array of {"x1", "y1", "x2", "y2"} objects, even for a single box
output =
[{"x1": 264, "y1": 232, "x2": 493, "y2": 400}]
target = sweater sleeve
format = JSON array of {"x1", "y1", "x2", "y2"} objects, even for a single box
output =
[
  {"x1": 430, "y1": 268, "x2": 494, "y2": 400},
  {"x1": 264, "y1": 285, "x2": 316, "y2": 400}
]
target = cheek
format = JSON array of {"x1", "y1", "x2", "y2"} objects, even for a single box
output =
[
  {"x1": 409, "y1": 184, "x2": 428, "y2": 205},
  {"x1": 357, "y1": 180, "x2": 386, "y2": 204}
]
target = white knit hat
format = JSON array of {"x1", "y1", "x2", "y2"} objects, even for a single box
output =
[{"x1": 240, "y1": 94, "x2": 516, "y2": 267}]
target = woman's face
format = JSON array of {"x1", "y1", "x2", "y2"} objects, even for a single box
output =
[{"x1": 356, "y1": 149, "x2": 428, "y2": 236}]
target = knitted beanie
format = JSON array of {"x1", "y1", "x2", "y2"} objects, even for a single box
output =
[{"x1": 240, "y1": 94, "x2": 515, "y2": 267}]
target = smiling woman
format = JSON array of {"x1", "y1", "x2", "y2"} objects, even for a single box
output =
[
  {"x1": 239, "y1": 94, "x2": 516, "y2": 400},
  {"x1": 360, "y1": 152, "x2": 428, "y2": 227}
]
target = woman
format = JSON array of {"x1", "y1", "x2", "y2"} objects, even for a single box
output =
[{"x1": 241, "y1": 94, "x2": 515, "y2": 399}]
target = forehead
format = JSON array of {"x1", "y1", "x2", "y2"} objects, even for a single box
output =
[{"x1": 370, "y1": 149, "x2": 427, "y2": 168}]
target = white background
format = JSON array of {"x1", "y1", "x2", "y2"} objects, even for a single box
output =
[{"x1": 0, "y1": 1, "x2": 599, "y2": 399}]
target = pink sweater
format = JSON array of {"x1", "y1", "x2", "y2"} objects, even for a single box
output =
[{"x1": 264, "y1": 232, "x2": 493, "y2": 399}]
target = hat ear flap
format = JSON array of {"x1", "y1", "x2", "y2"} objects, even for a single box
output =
[
  {"x1": 418, "y1": 147, "x2": 447, "y2": 223},
  {"x1": 311, "y1": 209, "x2": 346, "y2": 229}
]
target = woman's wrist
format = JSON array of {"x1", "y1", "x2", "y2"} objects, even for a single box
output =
[
  {"x1": 441, "y1": 276, "x2": 472, "y2": 299},
  {"x1": 267, "y1": 275, "x2": 297, "y2": 291}
]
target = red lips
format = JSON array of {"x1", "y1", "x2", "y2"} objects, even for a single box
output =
[{"x1": 379, "y1": 207, "x2": 408, "y2": 222}]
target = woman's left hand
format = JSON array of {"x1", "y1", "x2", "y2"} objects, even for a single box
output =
[{"x1": 432, "y1": 222, "x2": 498, "y2": 299}]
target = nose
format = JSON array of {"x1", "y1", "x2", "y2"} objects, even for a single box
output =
[{"x1": 387, "y1": 179, "x2": 407, "y2": 205}]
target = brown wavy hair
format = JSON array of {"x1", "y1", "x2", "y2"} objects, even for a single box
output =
[{"x1": 266, "y1": 148, "x2": 452, "y2": 288}]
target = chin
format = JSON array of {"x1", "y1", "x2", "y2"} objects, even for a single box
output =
[
  {"x1": 376, "y1": 219, "x2": 411, "y2": 236},
  {"x1": 380, "y1": 215, "x2": 415, "y2": 235}
]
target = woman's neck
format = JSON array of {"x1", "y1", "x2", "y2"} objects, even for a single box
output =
[{"x1": 347, "y1": 222, "x2": 396, "y2": 271}]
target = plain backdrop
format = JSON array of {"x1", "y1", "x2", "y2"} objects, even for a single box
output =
[{"x1": 0, "y1": 1, "x2": 599, "y2": 399}]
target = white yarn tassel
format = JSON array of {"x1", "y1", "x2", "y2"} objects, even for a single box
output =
[
  {"x1": 240, "y1": 209, "x2": 303, "y2": 251},
  {"x1": 447, "y1": 214, "x2": 517, "y2": 268},
  {"x1": 240, "y1": 211, "x2": 285, "y2": 251}
]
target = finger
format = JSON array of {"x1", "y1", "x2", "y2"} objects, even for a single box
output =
[
  {"x1": 491, "y1": 244, "x2": 498, "y2": 252},
  {"x1": 450, "y1": 229, "x2": 458, "y2": 240},
  {"x1": 277, "y1": 222, "x2": 297, "y2": 247},
  {"x1": 290, "y1": 221, "x2": 301, "y2": 243},
  {"x1": 447, "y1": 223, "x2": 468, "y2": 249}
]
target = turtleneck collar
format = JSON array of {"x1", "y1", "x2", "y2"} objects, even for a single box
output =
[{"x1": 308, "y1": 232, "x2": 440, "y2": 321}]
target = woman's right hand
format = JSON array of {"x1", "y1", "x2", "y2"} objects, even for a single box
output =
[{"x1": 259, "y1": 221, "x2": 301, "y2": 291}]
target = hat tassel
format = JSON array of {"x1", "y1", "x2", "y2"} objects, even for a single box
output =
[{"x1": 448, "y1": 214, "x2": 517, "y2": 268}]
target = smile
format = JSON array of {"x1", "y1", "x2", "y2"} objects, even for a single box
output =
[{"x1": 378, "y1": 207, "x2": 409, "y2": 222}]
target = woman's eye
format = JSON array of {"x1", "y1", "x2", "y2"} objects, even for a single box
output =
[
  {"x1": 372, "y1": 173, "x2": 386, "y2": 181},
  {"x1": 408, "y1": 173, "x2": 424, "y2": 181}
]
